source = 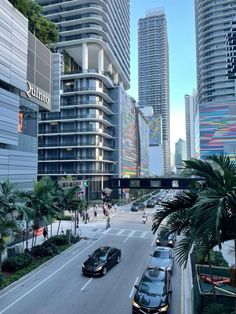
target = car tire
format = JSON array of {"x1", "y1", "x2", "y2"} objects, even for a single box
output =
[
  {"x1": 116, "y1": 255, "x2": 121, "y2": 264},
  {"x1": 102, "y1": 266, "x2": 107, "y2": 276}
]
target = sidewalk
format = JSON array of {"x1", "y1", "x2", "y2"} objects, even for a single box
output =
[{"x1": 2, "y1": 205, "x2": 121, "y2": 261}]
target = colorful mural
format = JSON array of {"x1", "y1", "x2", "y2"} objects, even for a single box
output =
[
  {"x1": 199, "y1": 101, "x2": 236, "y2": 159},
  {"x1": 121, "y1": 97, "x2": 138, "y2": 177},
  {"x1": 148, "y1": 115, "x2": 162, "y2": 146},
  {"x1": 138, "y1": 112, "x2": 149, "y2": 176}
]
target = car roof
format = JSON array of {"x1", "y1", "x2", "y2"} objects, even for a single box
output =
[
  {"x1": 142, "y1": 267, "x2": 166, "y2": 281},
  {"x1": 95, "y1": 246, "x2": 111, "y2": 253},
  {"x1": 154, "y1": 246, "x2": 171, "y2": 251}
]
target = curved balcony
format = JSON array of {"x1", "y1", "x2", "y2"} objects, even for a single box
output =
[
  {"x1": 38, "y1": 155, "x2": 115, "y2": 163},
  {"x1": 61, "y1": 69, "x2": 114, "y2": 88},
  {"x1": 61, "y1": 86, "x2": 113, "y2": 104},
  {"x1": 38, "y1": 127, "x2": 114, "y2": 138},
  {"x1": 60, "y1": 101, "x2": 113, "y2": 115},
  {"x1": 38, "y1": 169, "x2": 116, "y2": 176},
  {"x1": 39, "y1": 114, "x2": 114, "y2": 127},
  {"x1": 38, "y1": 141, "x2": 115, "y2": 151}
]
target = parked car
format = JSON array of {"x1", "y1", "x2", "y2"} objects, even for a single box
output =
[
  {"x1": 146, "y1": 199, "x2": 156, "y2": 208},
  {"x1": 131, "y1": 202, "x2": 145, "y2": 212},
  {"x1": 156, "y1": 232, "x2": 176, "y2": 248},
  {"x1": 148, "y1": 247, "x2": 173, "y2": 274},
  {"x1": 82, "y1": 246, "x2": 121, "y2": 276},
  {"x1": 132, "y1": 267, "x2": 172, "y2": 314}
]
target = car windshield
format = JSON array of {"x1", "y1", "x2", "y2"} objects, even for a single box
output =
[
  {"x1": 139, "y1": 279, "x2": 164, "y2": 296},
  {"x1": 91, "y1": 249, "x2": 107, "y2": 261},
  {"x1": 153, "y1": 250, "x2": 170, "y2": 259}
]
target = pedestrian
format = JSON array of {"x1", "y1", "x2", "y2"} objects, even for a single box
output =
[
  {"x1": 82, "y1": 210, "x2": 86, "y2": 221},
  {"x1": 94, "y1": 208, "x2": 97, "y2": 219},
  {"x1": 103, "y1": 204, "x2": 107, "y2": 216},
  {"x1": 114, "y1": 204, "x2": 117, "y2": 211},
  {"x1": 61, "y1": 227, "x2": 64, "y2": 235},
  {"x1": 43, "y1": 227, "x2": 48, "y2": 240},
  {"x1": 106, "y1": 215, "x2": 111, "y2": 229},
  {"x1": 85, "y1": 211, "x2": 89, "y2": 223}
]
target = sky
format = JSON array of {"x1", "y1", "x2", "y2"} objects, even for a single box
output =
[{"x1": 128, "y1": 0, "x2": 196, "y2": 154}]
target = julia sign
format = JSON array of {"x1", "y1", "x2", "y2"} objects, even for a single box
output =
[{"x1": 26, "y1": 81, "x2": 50, "y2": 104}]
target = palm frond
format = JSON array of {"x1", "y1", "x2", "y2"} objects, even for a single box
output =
[
  {"x1": 184, "y1": 158, "x2": 225, "y2": 188},
  {"x1": 174, "y1": 235, "x2": 194, "y2": 267}
]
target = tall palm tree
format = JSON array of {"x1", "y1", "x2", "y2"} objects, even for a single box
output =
[{"x1": 152, "y1": 154, "x2": 236, "y2": 267}]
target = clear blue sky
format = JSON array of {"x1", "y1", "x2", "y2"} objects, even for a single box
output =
[{"x1": 128, "y1": 0, "x2": 196, "y2": 153}]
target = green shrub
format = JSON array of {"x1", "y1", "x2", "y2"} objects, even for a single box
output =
[
  {"x1": 205, "y1": 251, "x2": 229, "y2": 267},
  {"x1": 31, "y1": 243, "x2": 59, "y2": 257},
  {"x1": 2, "y1": 253, "x2": 32, "y2": 272},
  {"x1": 31, "y1": 245, "x2": 45, "y2": 258},
  {"x1": 43, "y1": 235, "x2": 67, "y2": 246},
  {"x1": 71, "y1": 234, "x2": 80, "y2": 243}
]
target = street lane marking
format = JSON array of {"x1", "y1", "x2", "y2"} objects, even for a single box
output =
[
  {"x1": 0, "y1": 233, "x2": 106, "y2": 314},
  {"x1": 129, "y1": 276, "x2": 139, "y2": 298},
  {"x1": 117, "y1": 229, "x2": 125, "y2": 236},
  {"x1": 141, "y1": 231, "x2": 148, "y2": 238},
  {"x1": 181, "y1": 265, "x2": 184, "y2": 314},
  {"x1": 123, "y1": 236, "x2": 129, "y2": 243},
  {"x1": 81, "y1": 278, "x2": 93, "y2": 291},
  {"x1": 151, "y1": 237, "x2": 156, "y2": 246}
]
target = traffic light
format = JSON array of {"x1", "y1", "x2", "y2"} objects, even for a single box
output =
[{"x1": 83, "y1": 180, "x2": 88, "y2": 187}]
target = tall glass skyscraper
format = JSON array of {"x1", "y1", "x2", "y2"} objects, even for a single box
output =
[
  {"x1": 138, "y1": 9, "x2": 170, "y2": 174},
  {"x1": 195, "y1": 0, "x2": 236, "y2": 159},
  {"x1": 37, "y1": 0, "x2": 131, "y2": 199}
]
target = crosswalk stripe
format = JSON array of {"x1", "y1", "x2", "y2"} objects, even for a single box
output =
[{"x1": 104, "y1": 228, "x2": 150, "y2": 239}]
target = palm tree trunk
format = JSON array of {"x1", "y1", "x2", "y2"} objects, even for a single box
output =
[
  {"x1": 234, "y1": 238, "x2": 236, "y2": 271},
  {"x1": 31, "y1": 232, "x2": 34, "y2": 248},
  {"x1": 25, "y1": 221, "x2": 29, "y2": 251},
  {"x1": 57, "y1": 219, "x2": 61, "y2": 236},
  {"x1": 50, "y1": 220, "x2": 53, "y2": 239}
]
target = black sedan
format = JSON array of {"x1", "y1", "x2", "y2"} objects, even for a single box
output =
[
  {"x1": 156, "y1": 233, "x2": 176, "y2": 248},
  {"x1": 132, "y1": 267, "x2": 172, "y2": 314},
  {"x1": 82, "y1": 246, "x2": 121, "y2": 276}
]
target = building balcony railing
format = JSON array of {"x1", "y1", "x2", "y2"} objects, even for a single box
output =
[
  {"x1": 39, "y1": 114, "x2": 109, "y2": 121},
  {"x1": 59, "y1": 101, "x2": 112, "y2": 113},
  {"x1": 38, "y1": 156, "x2": 114, "y2": 161},
  {"x1": 62, "y1": 85, "x2": 108, "y2": 94},
  {"x1": 38, "y1": 127, "x2": 114, "y2": 136},
  {"x1": 38, "y1": 141, "x2": 114, "y2": 148},
  {"x1": 38, "y1": 169, "x2": 114, "y2": 175}
]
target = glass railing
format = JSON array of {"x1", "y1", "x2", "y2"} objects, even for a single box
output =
[
  {"x1": 38, "y1": 127, "x2": 114, "y2": 136},
  {"x1": 38, "y1": 142, "x2": 114, "y2": 148},
  {"x1": 38, "y1": 169, "x2": 114, "y2": 174},
  {"x1": 40, "y1": 114, "x2": 106, "y2": 121},
  {"x1": 38, "y1": 155, "x2": 114, "y2": 161},
  {"x1": 60, "y1": 101, "x2": 111, "y2": 111}
]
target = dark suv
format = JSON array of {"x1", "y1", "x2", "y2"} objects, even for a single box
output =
[
  {"x1": 131, "y1": 202, "x2": 145, "y2": 212},
  {"x1": 132, "y1": 267, "x2": 171, "y2": 314}
]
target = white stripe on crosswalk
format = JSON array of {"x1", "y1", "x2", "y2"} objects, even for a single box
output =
[{"x1": 104, "y1": 228, "x2": 151, "y2": 240}]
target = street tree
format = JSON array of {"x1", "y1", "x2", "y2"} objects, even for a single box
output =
[{"x1": 152, "y1": 155, "x2": 236, "y2": 267}]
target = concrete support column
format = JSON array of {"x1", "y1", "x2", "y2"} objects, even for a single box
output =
[
  {"x1": 114, "y1": 73, "x2": 119, "y2": 85},
  {"x1": 82, "y1": 43, "x2": 88, "y2": 71},
  {"x1": 108, "y1": 63, "x2": 113, "y2": 74},
  {"x1": 98, "y1": 48, "x2": 104, "y2": 73}
]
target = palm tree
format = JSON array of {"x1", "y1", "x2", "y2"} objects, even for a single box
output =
[
  {"x1": 28, "y1": 178, "x2": 55, "y2": 246},
  {"x1": 152, "y1": 155, "x2": 236, "y2": 267}
]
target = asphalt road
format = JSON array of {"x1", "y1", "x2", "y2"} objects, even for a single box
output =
[{"x1": 0, "y1": 206, "x2": 182, "y2": 314}]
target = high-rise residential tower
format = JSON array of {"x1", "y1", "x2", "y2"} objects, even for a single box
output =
[
  {"x1": 185, "y1": 90, "x2": 197, "y2": 160},
  {"x1": 175, "y1": 138, "x2": 186, "y2": 173},
  {"x1": 138, "y1": 9, "x2": 170, "y2": 174},
  {"x1": 195, "y1": 0, "x2": 236, "y2": 159},
  {"x1": 37, "y1": 0, "x2": 131, "y2": 199}
]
